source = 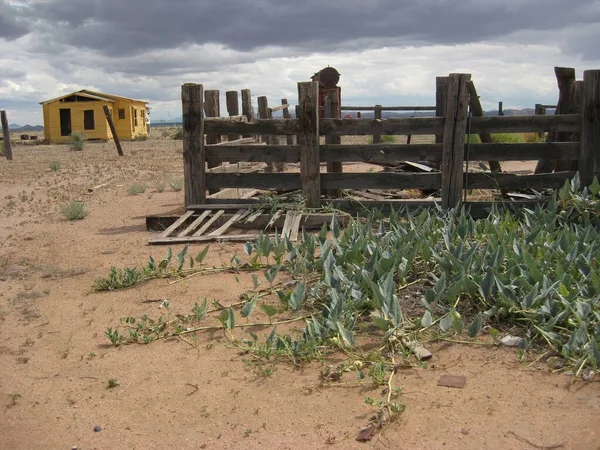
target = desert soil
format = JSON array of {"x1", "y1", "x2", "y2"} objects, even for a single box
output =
[{"x1": 0, "y1": 130, "x2": 598, "y2": 450}]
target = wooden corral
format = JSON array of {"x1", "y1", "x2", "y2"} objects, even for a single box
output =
[
  {"x1": 40, "y1": 90, "x2": 148, "y2": 143},
  {"x1": 147, "y1": 68, "x2": 600, "y2": 242}
]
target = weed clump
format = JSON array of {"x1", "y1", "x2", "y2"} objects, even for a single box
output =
[
  {"x1": 60, "y1": 201, "x2": 88, "y2": 220},
  {"x1": 71, "y1": 132, "x2": 85, "y2": 151}
]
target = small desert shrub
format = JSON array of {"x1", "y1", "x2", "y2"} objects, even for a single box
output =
[
  {"x1": 367, "y1": 135, "x2": 396, "y2": 144},
  {"x1": 60, "y1": 201, "x2": 88, "y2": 220},
  {"x1": 133, "y1": 135, "x2": 148, "y2": 141},
  {"x1": 127, "y1": 182, "x2": 148, "y2": 195},
  {"x1": 155, "y1": 181, "x2": 166, "y2": 193},
  {"x1": 49, "y1": 160, "x2": 60, "y2": 172},
  {"x1": 170, "y1": 178, "x2": 183, "y2": 192},
  {"x1": 71, "y1": 132, "x2": 86, "y2": 151},
  {"x1": 522, "y1": 132, "x2": 546, "y2": 143},
  {"x1": 490, "y1": 133, "x2": 523, "y2": 144},
  {"x1": 171, "y1": 128, "x2": 183, "y2": 140}
]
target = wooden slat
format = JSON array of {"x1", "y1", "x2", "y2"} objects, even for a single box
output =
[
  {"x1": 289, "y1": 211, "x2": 303, "y2": 242},
  {"x1": 205, "y1": 119, "x2": 300, "y2": 136},
  {"x1": 320, "y1": 117, "x2": 444, "y2": 136},
  {"x1": 208, "y1": 208, "x2": 251, "y2": 237},
  {"x1": 193, "y1": 210, "x2": 225, "y2": 236},
  {"x1": 159, "y1": 210, "x2": 194, "y2": 238},
  {"x1": 280, "y1": 213, "x2": 294, "y2": 238},
  {"x1": 206, "y1": 145, "x2": 301, "y2": 163},
  {"x1": 187, "y1": 202, "x2": 293, "y2": 210},
  {"x1": 270, "y1": 103, "x2": 290, "y2": 112},
  {"x1": 266, "y1": 210, "x2": 284, "y2": 229},
  {"x1": 468, "y1": 114, "x2": 580, "y2": 134},
  {"x1": 205, "y1": 142, "x2": 580, "y2": 164},
  {"x1": 149, "y1": 233, "x2": 269, "y2": 245},
  {"x1": 321, "y1": 173, "x2": 442, "y2": 190},
  {"x1": 177, "y1": 210, "x2": 211, "y2": 237},
  {"x1": 465, "y1": 171, "x2": 576, "y2": 190},
  {"x1": 468, "y1": 142, "x2": 580, "y2": 161},
  {"x1": 206, "y1": 173, "x2": 301, "y2": 190}
]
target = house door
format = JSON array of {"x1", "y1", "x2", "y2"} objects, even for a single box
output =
[{"x1": 59, "y1": 108, "x2": 72, "y2": 136}]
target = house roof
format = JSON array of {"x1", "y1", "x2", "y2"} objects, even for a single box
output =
[{"x1": 40, "y1": 89, "x2": 148, "y2": 105}]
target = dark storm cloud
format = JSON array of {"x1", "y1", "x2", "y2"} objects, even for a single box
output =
[
  {"x1": 29, "y1": 0, "x2": 599, "y2": 57},
  {"x1": 0, "y1": 1, "x2": 30, "y2": 39}
]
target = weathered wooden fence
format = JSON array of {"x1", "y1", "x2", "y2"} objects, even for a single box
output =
[{"x1": 181, "y1": 70, "x2": 600, "y2": 210}]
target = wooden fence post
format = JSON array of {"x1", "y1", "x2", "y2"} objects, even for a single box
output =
[
  {"x1": 498, "y1": 101, "x2": 504, "y2": 116},
  {"x1": 373, "y1": 104, "x2": 382, "y2": 144},
  {"x1": 435, "y1": 77, "x2": 449, "y2": 145},
  {"x1": 324, "y1": 90, "x2": 342, "y2": 197},
  {"x1": 204, "y1": 90, "x2": 221, "y2": 194},
  {"x1": 441, "y1": 73, "x2": 471, "y2": 210},
  {"x1": 298, "y1": 81, "x2": 320, "y2": 208},
  {"x1": 225, "y1": 91, "x2": 240, "y2": 142},
  {"x1": 1, "y1": 110, "x2": 13, "y2": 160},
  {"x1": 281, "y1": 98, "x2": 294, "y2": 146},
  {"x1": 534, "y1": 103, "x2": 544, "y2": 139},
  {"x1": 102, "y1": 105, "x2": 124, "y2": 156},
  {"x1": 241, "y1": 89, "x2": 253, "y2": 139},
  {"x1": 580, "y1": 70, "x2": 600, "y2": 187},
  {"x1": 182, "y1": 84, "x2": 205, "y2": 207},
  {"x1": 466, "y1": 81, "x2": 501, "y2": 173},
  {"x1": 535, "y1": 67, "x2": 576, "y2": 174}
]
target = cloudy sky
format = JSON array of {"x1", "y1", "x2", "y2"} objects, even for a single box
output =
[{"x1": 1, "y1": 0, "x2": 599, "y2": 125}]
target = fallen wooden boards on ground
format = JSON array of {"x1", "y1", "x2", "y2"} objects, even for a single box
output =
[{"x1": 147, "y1": 205, "x2": 346, "y2": 245}]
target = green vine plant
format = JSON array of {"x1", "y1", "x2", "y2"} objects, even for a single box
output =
[{"x1": 102, "y1": 174, "x2": 600, "y2": 430}]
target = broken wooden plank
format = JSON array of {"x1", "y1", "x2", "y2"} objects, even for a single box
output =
[
  {"x1": 208, "y1": 208, "x2": 251, "y2": 236},
  {"x1": 266, "y1": 209, "x2": 284, "y2": 229},
  {"x1": 159, "y1": 210, "x2": 194, "y2": 238},
  {"x1": 149, "y1": 233, "x2": 270, "y2": 245},
  {"x1": 193, "y1": 210, "x2": 225, "y2": 236},
  {"x1": 288, "y1": 211, "x2": 303, "y2": 242},
  {"x1": 177, "y1": 210, "x2": 211, "y2": 237}
]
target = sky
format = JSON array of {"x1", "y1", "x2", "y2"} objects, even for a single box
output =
[{"x1": 1, "y1": 0, "x2": 599, "y2": 125}]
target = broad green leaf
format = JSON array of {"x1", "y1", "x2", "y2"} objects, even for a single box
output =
[
  {"x1": 243, "y1": 242, "x2": 254, "y2": 256},
  {"x1": 467, "y1": 312, "x2": 483, "y2": 338},
  {"x1": 251, "y1": 274, "x2": 261, "y2": 290},
  {"x1": 195, "y1": 245, "x2": 210, "y2": 264},
  {"x1": 192, "y1": 299, "x2": 208, "y2": 321},
  {"x1": 336, "y1": 321, "x2": 355, "y2": 346},
  {"x1": 265, "y1": 265, "x2": 280, "y2": 284},
  {"x1": 176, "y1": 244, "x2": 189, "y2": 270},
  {"x1": 260, "y1": 304, "x2": 278, "y2": 318},
  {"x1": 289, "y1": 282, "x2": 306, "y2": 311},
  {"x1": 217, "y1": 308, "x2": 235, "y2": 329},
  {"x1": 421, "y1": 310, "x2": 433, "y2": 328},
  {"x1": 440, "y1": 314, "x2": 453, "y2": 332},
  {"x1": 240, "y1": 294, "x2": 259, "y2": 318}
]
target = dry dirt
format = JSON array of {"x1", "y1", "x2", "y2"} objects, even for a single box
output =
[{"x1": 1, "y1": 130, "x2": 598, "y2": 450}]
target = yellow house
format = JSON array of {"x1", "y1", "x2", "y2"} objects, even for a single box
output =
[{"x1": 40, "y1": 90, "x2": 149, "y2": 143}]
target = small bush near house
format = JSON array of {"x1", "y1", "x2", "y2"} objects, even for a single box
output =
[{"x1": 60, "y1": 201, "x2": 88, "y2": 220}]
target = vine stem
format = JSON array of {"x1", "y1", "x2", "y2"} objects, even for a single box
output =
[{"x1": 173, "y1": 315, "x2": 312, "y2": 338}]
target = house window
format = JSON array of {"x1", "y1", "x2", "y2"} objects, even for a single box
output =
[
  {"x1": 134, "y1": 109, "x2": 138, "y2": 127},
  {"x1": 84, "y1": 110, "x2": 95, "y2": 130},
  {"x1": 118, "y1": 109, "x2": 125, "y2": 120}
]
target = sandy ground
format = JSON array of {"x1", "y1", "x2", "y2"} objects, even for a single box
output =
[{"x1": 0, "y1": 130, "x2": 598, "y2": 450}]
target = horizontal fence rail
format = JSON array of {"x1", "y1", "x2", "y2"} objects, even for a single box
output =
[
  {"x1": 203, "y1": 114, "x2": 582, "y2": 137},
  {"x1": 206, "y1": 142, "x2": 581, "y2": 164}
]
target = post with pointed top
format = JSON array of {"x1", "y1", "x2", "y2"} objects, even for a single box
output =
[
  {"x1": 1, "y1": 110, "x2": 13, "y2": 160},
  {"x1": 441, "y1": 73, "x2": 471, "y2": 210},
  {"x1": 579, "y1": 70, "x2": 600, "y2": 187},
  {"x1": 297, "y1": 81, "x2": 320, "y2": 208},
  {"x1": 373, "y1": 104, "x2": 382, "y2": 144},
  {"x1": 225, "y1": 90, "x2": 240, "y2": 142},
  {"x1": 241, "y1": 89, "x2": 253, "y2": 139},
  {"x1": 182, "y1": 83, "x2": 205, "y2": 207}
]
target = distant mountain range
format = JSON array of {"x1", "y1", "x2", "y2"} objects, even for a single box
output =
[{"x1": 0, "y1": 124, "x2": 44, "y2": 132}]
